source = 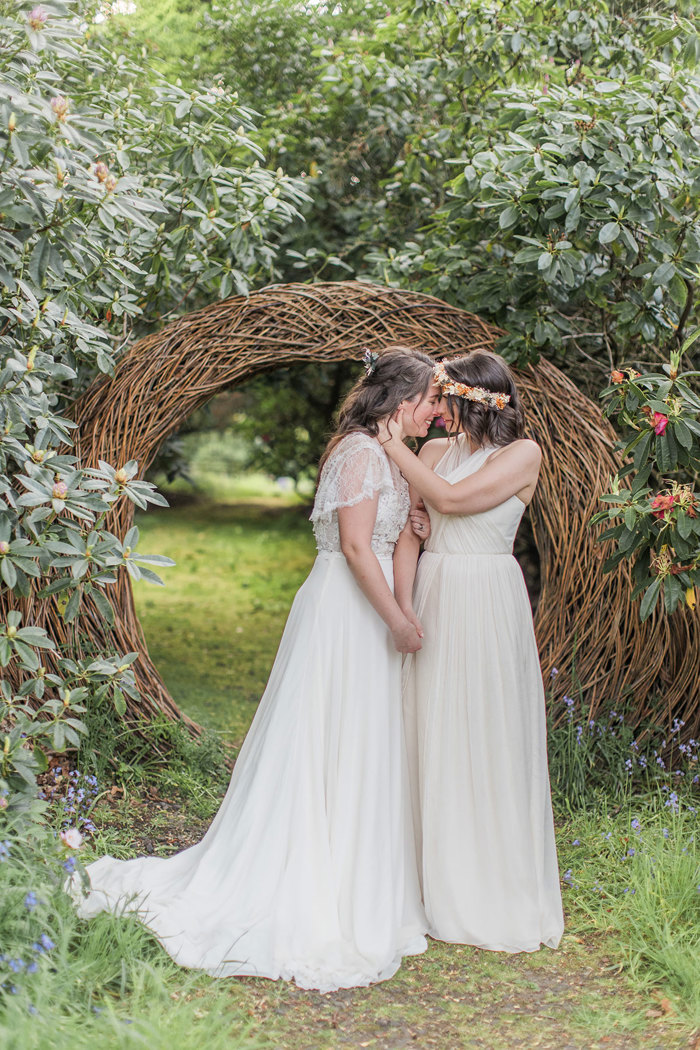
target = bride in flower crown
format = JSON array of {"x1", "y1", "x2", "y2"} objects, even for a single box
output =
[
  {"x1": 380, "y1": 351, "x2": 564, "y2": 953},
  {"x1": 73, "y1": 347, "x2": 441, "y2": 993}
]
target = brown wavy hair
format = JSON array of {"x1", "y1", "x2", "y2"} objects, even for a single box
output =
[
  {"x1": 441, "y1": 351, "x2": 524, "y2": 447},
  {"x1": 319, "y1": 346, "x2": 434, "y2": 473}
]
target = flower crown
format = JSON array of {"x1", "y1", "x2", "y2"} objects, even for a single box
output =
[{"x1": 433, "y1": 360, "x2": 511, "y2": 411}]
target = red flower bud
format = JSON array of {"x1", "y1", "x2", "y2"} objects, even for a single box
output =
[
  {"x1": 652, "y1": 412, "x2": 669, "y2": 436},
  {"x1": 611, "y1": 370, "x2": 625, "y2": 384},
  {"x1": 651, "y1": 493, "x2": 674, "y2": 520}
]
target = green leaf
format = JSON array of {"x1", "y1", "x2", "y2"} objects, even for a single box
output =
[
  {"x1": 633, "y1": 430, "x2": 652, "y2": 470},
  {"x1": 0, "y1": 637, "x2": 12, "y2": 666},
  {"x1": 673, "y1": 419, "x2": 694, "y2": 451},
  {"x1": 91, "y1": 588, "x2": 115, "y2": 626},
  {"x1": 33, "y1": 746, "x2": 48, "y2": 773},
  {"x1": 63, "y1": 588, "x2": 81, "y2": 623},
  {"x1": 52, "y1": 722, "x2": 66, "y2": 751},
  {"x1": 599, "y1": 222, "x2": 620, "y2": 244},
  {"x1": 640, "y1": 578, "x2": 661, "y2": 621},
  {"x1": 677, "y1": 511, "x2": 692, "y2": 541},
  {"x1": 664, "y1": 573, "x2": 683, "y2": 614},
  {"x1": 15, "y1": 627, "x2": 55, "y2": 648},
  {"x1": 652, "y1": 261, "x2": 675, "y2": 286},
  {"x1": 680, "y1": 328, "x2": 700, "y2": 356},
  {"x1": 113, "y1": 687, "x2": 126, "y2": 717},
  {"x1": 656, "y1": 433, "x2": 671, "y2": 472},
  {"x1": 124, "y1": 525, "x2": 139, "y2": 550},
  {"x1": 668, "y1": 273, "x2": 688, "y2": 308},
  {"x1": 29, "y1": 237, "x2": 51, "y2": 287},
  {"x1": 13, "y1": 640, "x2": 39, "y2": 670},
  {"x1": 499, "y1": 205, "x2": 519, "y2": 229},
  {"x1": 1, "y1": 557, "x2": 17, "y2": 589}
]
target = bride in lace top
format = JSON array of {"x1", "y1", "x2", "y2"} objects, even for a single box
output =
[{"x1": 74, "y1": 347, "x2": 441, "y2": 993}]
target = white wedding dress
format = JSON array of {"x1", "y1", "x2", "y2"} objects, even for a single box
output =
[
  {"x1": 403, "y1": 435, "x2": 564, "y2": 952},
  {"x1": 74, "y1": 433, "x2": 427, "y2": 991}
]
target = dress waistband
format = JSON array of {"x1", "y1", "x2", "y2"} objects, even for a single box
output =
[
  {"x1": 316, "y1": 549, "x2": 394, "y2": 564},
  {"x1": 422, "y1": 549, "x2": 512, "y2": 558}
]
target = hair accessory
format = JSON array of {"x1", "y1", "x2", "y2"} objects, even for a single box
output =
[
  {"x1": 434, "y1": 360, "x2": 510, "y2": 410},
  {"x1": 362, "y1": 348, "x2": 379, "y2": 377}
]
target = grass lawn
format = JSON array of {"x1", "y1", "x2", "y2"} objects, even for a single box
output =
[{"x1": 132, "y1": 492, "x2": 316, "y2": 743}]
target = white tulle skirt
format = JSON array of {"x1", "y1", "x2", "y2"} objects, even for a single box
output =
[
  {"x1": 403, "y1": 551, "x2": 564, "y2": 952},
  {"x1": 74, "y1": 552, "x2": 427, "y2": 992}
]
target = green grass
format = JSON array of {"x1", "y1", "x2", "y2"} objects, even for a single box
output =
[{"x1": 132, "y1": 497, "x2": 316, "y2": 743}]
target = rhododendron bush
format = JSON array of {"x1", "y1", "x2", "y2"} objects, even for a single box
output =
[{"x1": 594, "y1": 331, "x2": 700, "y2": 620}]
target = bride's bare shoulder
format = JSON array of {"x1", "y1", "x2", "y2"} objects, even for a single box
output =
[
  {"x1": 488, "y1": 438, "x2": 541, "y2": 468},
  {"x1": 418, "y1": 437, "x2": 450, "y2": 467}
]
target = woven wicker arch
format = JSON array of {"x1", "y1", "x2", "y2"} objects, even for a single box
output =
[{"x1": 45, "y1": 282, "x2": 697, "y2": 737}]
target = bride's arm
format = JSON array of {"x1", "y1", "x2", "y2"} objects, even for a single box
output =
[
  {"x1": 338, "y1": 497, "x2": 422, "y2": 653},
  {"x1": 392, "y1": 518, "x2": 423, "y2": 635},
  {"x1": 380, "y1": 434, "x2": 541, "y2": 515}
]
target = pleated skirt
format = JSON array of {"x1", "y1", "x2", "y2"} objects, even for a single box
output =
[{"x1": 403, "y1": 550, "x2": 564, "y2": 952}]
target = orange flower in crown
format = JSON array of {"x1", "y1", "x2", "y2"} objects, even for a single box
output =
[{"x1": 433, "y1": 361, "x2": 511, "y2": 410}]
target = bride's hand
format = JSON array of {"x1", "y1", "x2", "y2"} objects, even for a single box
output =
[
  {"x1": 391, "y1": 617, "x2": 423, "y2": 654},
  {"x1": 410, "y1": 504, "x2": 430, "y2": 541},
  {"x1": 402, "y1": 607, "x2": 424, "y2": 639},
  {"x1": 376, "y1": 414, "x2": 403, "y2": 447}
]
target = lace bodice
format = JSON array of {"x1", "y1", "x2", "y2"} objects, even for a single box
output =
[{"x1": 310, "y1": 433, "x2": 410, "y2": 558}]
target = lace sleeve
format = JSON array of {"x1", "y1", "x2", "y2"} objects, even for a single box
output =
[{"x1": 310, "y1": 434, "x2": 393, "y2": 524}]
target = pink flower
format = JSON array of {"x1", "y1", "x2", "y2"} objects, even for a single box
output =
[
  {"x1": 94, "y1": 161, "x2": 109, "y2": 183},
  {"x1": 651, "y1": 493, "x2": 674, "y2": 520},
  {"x1": 611, "y1": 370, "x2": 625, "y2": 384},
  {"x1": 50, "y1": 95, "x2": 69, "y2": 122},
  {"x1": 52, "y1": 481, "x2": 68, "y2": 499},
  {"x1": 60, "y1": 827, "x2": 84, "y2": 849},
  {"x1": 652, "y1": 412, "x2": 669, "y2": 436},
  {"x1": 28, "y1": 5, "x2": 47, "y2": 29},
  {"x1": 433, "y1": 416, "x2": 446, "y2": 430}
]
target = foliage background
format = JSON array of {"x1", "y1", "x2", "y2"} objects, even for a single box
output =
[{"x1": 108, "y1": 0, "x2": 700, "y2": 606}]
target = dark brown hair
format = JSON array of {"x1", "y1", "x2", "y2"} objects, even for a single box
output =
[
  {"x1": 319, "y1": 345, "x2": 434, "y2": 473},
  {"x1": 442, "y1": 351, "x2": 524, "y2": 447}
]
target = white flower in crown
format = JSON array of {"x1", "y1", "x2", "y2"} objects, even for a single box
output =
[{"x1": 433, "y1": 360, "x2": 510, "y2": 410}]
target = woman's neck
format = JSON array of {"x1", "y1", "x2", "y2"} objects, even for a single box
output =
[{"x1": 450, "y1": 429, "x2": 480, "y2": 455}]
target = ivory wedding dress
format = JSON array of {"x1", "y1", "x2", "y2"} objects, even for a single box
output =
[
  {"x1": 74, "y1": 433, "x2": 427, "y2": 991},
  {"x1": 403, "y1": 435, "x2": 564, "y2": 952}
]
